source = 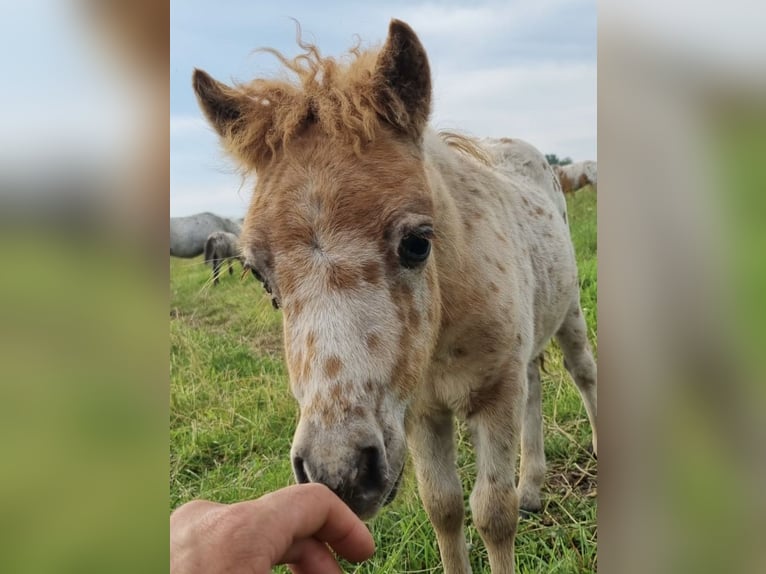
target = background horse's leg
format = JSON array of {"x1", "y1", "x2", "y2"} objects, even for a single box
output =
[
  {"x1": 555, "y1": 302, "x2": 598, "y2": 455},
  {"x1": 467, "y1": 371, "x2": 524, "y2": 574},
  {"x1": 518, "y1": 358, "x2": 546, "y2": 512},
  {"x1": 407, "y1": 411, "x2": 471, "y2": 574}
]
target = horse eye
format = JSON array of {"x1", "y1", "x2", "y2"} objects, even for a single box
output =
[{"x1": 398, "y1": 233, "x2": 431, "y2": 268}]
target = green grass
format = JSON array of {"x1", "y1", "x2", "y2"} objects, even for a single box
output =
[{"x1": 170, "y1": 187, "x2": 597, "y2": 573}]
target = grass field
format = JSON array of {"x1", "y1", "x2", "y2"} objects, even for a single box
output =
[{"x1": 170, "y1": 187, "x2": 597, "y2": 573}]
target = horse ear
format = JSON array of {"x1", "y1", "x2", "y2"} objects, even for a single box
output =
[
  {"x1": 373, "y1": 19, "x2": 431, "y2": 140},
  {"x1": 192, "y1": 69, "x2": 246, "y2": 138}
]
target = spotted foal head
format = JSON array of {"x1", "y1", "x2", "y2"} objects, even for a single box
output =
[{"x1": 194, "y1": 20, "x2": 438, "y2": 517}]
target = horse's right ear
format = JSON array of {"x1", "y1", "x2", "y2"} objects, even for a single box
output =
[{"x1": 192, "y1": 69, "x2": 246, "y2": 138}]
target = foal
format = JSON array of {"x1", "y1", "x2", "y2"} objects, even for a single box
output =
[{"x1": 193, "y1": 19, "x2": 597, "y2": 574}]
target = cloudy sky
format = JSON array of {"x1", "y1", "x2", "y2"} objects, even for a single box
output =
[{"x1": 170, "y1": 0, "x2": 596, "y2": 217}]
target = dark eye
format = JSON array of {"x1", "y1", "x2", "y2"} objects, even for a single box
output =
[{"x1": 398, "y1": 231, "x2": 431, "y2": 268}]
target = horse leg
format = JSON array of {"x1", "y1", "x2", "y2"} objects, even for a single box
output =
[
  {"x1": 555, "y1": 302, "x2": 598, "y2": 455},
  {"x1": 407, "y1": 411, "x2": 471, "y2": 574},
  {"x1": 517, "y1": 358, "x2": 546, "y2": 512},
  {"x1": 467, "y1": 373, "x2": 523, "y2": 573}
]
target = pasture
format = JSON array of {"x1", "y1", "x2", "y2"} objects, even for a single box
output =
[{"x1": 170, "y1": 187, "x2": 597, "y2": 573}]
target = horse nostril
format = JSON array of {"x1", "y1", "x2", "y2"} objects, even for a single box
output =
[
  {"x1": 357, "y1": 446, "x2": 383, "y2": 492},
  {"x1": 293, "y1": 456, "x2": 310, "y2": 484}
]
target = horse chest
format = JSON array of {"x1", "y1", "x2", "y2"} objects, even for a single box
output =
[{"x1": 424, "y1": 319, "x2": 522, "y2": 417}]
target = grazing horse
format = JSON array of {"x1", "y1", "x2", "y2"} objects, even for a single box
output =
[
  {"x1": 170, "y1": 212, "x2": 242, "y2": 258},
  {"x1": 193, "y1": 19, "x2": 597, "y2": 574},
  {"x1": 203, "y1": 231, "x2": 242, "y2": 285},
  {"x1": 554, "y1": 160, "x2": 597, "y2": 194}
]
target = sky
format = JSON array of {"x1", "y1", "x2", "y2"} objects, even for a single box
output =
[{"x1": 170, "y1": 0, "x2": 596, "y2": 217}]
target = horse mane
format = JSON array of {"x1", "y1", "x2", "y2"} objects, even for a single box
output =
[
  {"x1": 439, "y1": 131, "x2": 493, "y2": 166},
  {"x1": 229, "y1": 26, "x2": 409, "y2": 161}
]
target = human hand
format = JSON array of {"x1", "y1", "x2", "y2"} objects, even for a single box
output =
[{"x1": 170, "y1": 483, "x2": 375, "y2": 573}]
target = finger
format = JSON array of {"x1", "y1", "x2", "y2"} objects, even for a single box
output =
[
  {"x1": 283, "y1": 537, "x2": 343, "y2": 574},
  {"x1": 277, "y1": 483, "x2": 375, "y2": 562},
  {"x1": 170, "y1": 499, "x2": 225, "y2": 525},
  {"x1": 243, "y1": 483, "x2": 375, "y2": 564}
]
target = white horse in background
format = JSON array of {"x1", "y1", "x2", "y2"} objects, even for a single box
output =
[
  {"x1": 170, "y1": 212, "x2": 242, "y2": 258},
  {"x1": 554, "y1": 160, "x2": 597, "y2": 194}
]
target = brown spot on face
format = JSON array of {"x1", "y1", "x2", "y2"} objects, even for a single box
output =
[
  {"x1": 304, "y1": 331, "x2": 317, "y2": 378},
  {"x1": 495, "y1": 261, "x2": 506, "y2": 273},
  {"x1": 499, "y1": 137, "x2": 514, "y2": 144},
  {"x1": 361, "y1": 261, "x2": 382, "y2": 284},
  {"x1": 452, "y1": 346, "x2": 467, "y2": 358},
  {"x1": 365, "y1": 332, "x2": 381, "y2": 352},
  {"x1": 521, "y1": 196, "x2": 530, "y2": 206},
  {"x1": 300, "y1": 356, "x2": 312, "y2": 381},
  {"x1": 329, "y1": 381, "x2": 344, "y2": 403},
  {"x1": 408, "y1": 305, "x2": 421, "y2": 329},
  {"x1": 534, "y1": 206, "x2": 544, "y2": 217},
  {"x1": 516, "y1": 333, "x2": 522, "y2": 344},
  {"x1": 489, "y1": 282, "x2": 499, "y2": 293},
  {"x1": 326, "y1": 261, "x2": 362, "y2": 290},
  {"x1": 311, "y1": 381, "x2": 355, "y2": 423},
  {"x1": 323, "y1": 355, "x2": 343, "y2": 379},
  {"x1": 275, "y1": 263, "x2": 299, "y2": 300},
  {"x1": 351, "y1": 405, "x2": 366, "y2": 419},
  {"x1": 289, "y1": 298, "x2": 304, "y2": 318}
]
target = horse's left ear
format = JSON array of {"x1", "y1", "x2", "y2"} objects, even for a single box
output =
[{"x1": 372, "y1": 19, "x2": 432, "y2": 140}]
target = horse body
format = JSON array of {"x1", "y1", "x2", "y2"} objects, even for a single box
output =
[
  {"x1": 203, "y1": 231, "x2": 242, "y2": 285},
  {"x1": 193, "y1": 19, "x2": 596, "y2": 574},
  {"x1": 170, "y1": 212, "x2": 242, "y2": 257},
  {"x1": 410, "y1": 132, "x2": 595, "y2": 571},
  {"x1": 555, "y1": 160, "x2": 598, "y2": 193}
]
